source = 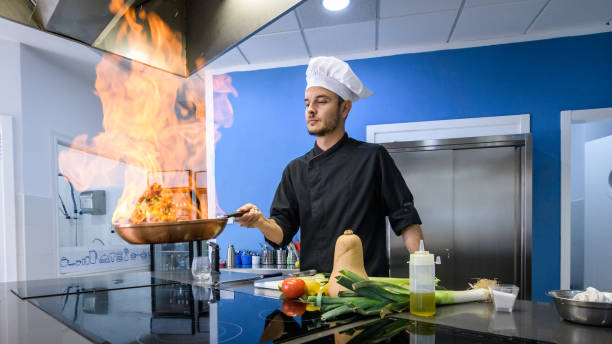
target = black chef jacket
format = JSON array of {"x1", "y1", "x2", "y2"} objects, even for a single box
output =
[{"x1": 267, "y1": 133, "x2": 422, "y2": 277}]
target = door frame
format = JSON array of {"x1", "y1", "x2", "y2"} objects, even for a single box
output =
[
  {"x1": 560, "y1": 107, "x2": 612, "y2": 289},
  {"x1": 366, "y1": 114, "x2": 530, "y2": 143},
  {"x1": 0, "y1": 115, "x2": 17, "y2": 282}
]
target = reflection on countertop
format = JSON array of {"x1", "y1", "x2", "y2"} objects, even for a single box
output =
[
  {"x1": 221, "y1": 266, "x2": 299, "y2": 275},
  {"x1": 1, "y1": 270, "x2": 612, "y2": 344}
]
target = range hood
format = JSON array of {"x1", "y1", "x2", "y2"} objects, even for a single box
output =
[{"x1": 1, "y1": 0, "x2": 304, "y2": 77}]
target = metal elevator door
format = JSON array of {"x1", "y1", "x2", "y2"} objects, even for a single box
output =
[{"x1": 387, "y1": 146, "x2": 522, "y2": 292}]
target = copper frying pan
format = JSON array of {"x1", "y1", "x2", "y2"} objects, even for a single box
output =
[{"x1": 113, "y1": 211, "x2": 247, "y2": 244}]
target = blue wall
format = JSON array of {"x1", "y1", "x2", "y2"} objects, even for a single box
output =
[{"x1": 214, "y1": 32, "x2": 612, "y2": 301}]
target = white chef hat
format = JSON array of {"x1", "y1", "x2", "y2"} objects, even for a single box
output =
[{"x1": 306, "y1": 56, "x2": 373, "y2": 102}]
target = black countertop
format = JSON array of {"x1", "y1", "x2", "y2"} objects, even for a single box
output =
[
  {"x1": 7, "y1": 271, "x2": 174, "y2": 299},
  {"x1": 26, "y1": 282, "x2": 559, "y2": 344},
  {"x1": 2, "y1": 271, "x2": 612, "y2": 343}
]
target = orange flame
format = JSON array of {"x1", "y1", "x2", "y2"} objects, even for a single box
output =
[
  {"x1": 213, "y1": 74, "x2": 238, "y2": 143},
  {"x1": 58, "y1": 0, "x2": 223, "y2": 224}
]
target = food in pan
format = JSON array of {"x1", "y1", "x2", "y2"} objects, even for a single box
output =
[
  {"x1": 129, "y1": 183, "x2": 178, "y2": 223},
  {"x1": 572, "y1": 287, "x2": 612, "y2": 303}
]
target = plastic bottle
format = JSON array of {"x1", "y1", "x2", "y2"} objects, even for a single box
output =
[{"x1": 409, "y1": 240, "x2": 436, "y2": 317}]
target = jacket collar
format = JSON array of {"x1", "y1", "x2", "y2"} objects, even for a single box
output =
[{"x1": 309, "y1": 133, "x2": 349, "y2": 163}]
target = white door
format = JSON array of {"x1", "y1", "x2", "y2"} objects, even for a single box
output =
[{"x1": 584, "y1": 134, "x2": 612, "y2": 290}]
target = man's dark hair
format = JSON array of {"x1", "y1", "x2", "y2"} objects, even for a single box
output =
[{"x1": 337, "y1": 96, "x2": 345, "y2": 112}]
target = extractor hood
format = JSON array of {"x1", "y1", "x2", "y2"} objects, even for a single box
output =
[{"x1": 0, "y1": 0, "x2": 304, "y2": 77}]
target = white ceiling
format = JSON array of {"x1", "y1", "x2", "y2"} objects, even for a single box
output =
[{"x1": 206, "y1": 0, "x2": 612, "y2": 73}]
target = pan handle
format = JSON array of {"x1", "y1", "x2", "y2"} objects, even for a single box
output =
[{"x1": 224, "y1": 210, "x2": 248, "y2": 218}]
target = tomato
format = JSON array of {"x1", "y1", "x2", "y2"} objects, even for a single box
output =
[
  {"x1": 281, "y1": 300, "x2": 306, "y2": 317},
  {"x1": 281, "y1": 278, "x2": 306, "y2": 299}
]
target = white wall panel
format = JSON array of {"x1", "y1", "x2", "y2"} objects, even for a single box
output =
[
  {"x1": 304, "y1": 21, "x2": 375, "y2": 56},
  {"x1": 379, "y1": 10, "x2": 457, "y2": 48},
  {"x1": 239, "y1": 31, "x2": 308, "y2": 64},
  {"x1": 466, "y1": 0, "x2": 535, "y2": 7},
  {"x1": 380, "y1": 0, "x2": 462, "y2": 18},
  {"x1": 0, "y1": 40, "x2": 21, "y2": 117},
  {"x1": 257, "y1": 12, "x2": 300, "y2": 35},
  {"x1": 453, "y1": 0, "x2": 548, "y2": 41},
  {"x1": 207, "y1": 48, "x2": 248, "y2": 69},
  {"x1": 530, "y1": 0, "x2": 612, "y2": 33},
  {"x1": 297, "y1": 0, "x2": 376, "y2": 28}
]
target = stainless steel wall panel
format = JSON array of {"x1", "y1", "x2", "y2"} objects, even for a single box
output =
[
  {"x1": 384, "y1": 134, "x2": 532, "y2": 299},
  {"x1": 452, "y1": 147, "x2": 518, "y2": 290},
  {"x1": 388, "y1": 150, "x2": 454, "y2": 282}
]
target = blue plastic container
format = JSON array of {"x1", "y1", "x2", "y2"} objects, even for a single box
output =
[{"x1": 242, "y1": 253, "x2": 252, "y2": 266}]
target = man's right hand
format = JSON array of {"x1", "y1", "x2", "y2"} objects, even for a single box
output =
[
  {"x1": 235, "y1": 203, "x2": 284, "y2": 245},
  {"x1": 235, "y1": 203, "x2": 264, "y2": 228}
]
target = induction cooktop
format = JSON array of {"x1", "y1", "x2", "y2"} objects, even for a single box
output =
[
  {"x1": 9, "y1": 271, "x2": 176, "y2": 299},
  {"x1": 26, "y1": 282, "x2": 335, "y2": 343},
  {"x1": 27, "y1": 281, "x2": 555, "y2": 344}
]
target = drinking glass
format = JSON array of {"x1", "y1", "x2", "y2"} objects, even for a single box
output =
[{"x1": 191, "y1": 256, "x2": 212, "y2": 282}]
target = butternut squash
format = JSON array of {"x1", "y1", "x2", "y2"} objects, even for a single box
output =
[{"x1": 328, "y1": 229, "x2": 368, "y2": 297}]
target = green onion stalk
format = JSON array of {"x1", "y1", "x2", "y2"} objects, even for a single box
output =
[{"x1": 307, "y1": 270, "x2": 493, "y2": 321}]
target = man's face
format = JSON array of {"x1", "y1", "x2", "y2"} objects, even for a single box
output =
[{"x1": 304, "y1": 86, "x2": 346, "y2": 137}]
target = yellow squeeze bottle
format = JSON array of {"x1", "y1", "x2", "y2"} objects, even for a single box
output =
[{"x1": 409, "y1": 240, "x2": 436, "y2": 317}]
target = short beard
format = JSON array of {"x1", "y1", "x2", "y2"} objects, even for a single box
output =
[
  {"x1": 308, "y1": 110, "x2": 340, "y2": 136},
  {"x1": 307, "y1": 98, "x2": 344, "y2": 137}
]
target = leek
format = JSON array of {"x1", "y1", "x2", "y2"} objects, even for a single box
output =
[
  {"x1": 435, "y1": 288, "x2": 490, "y2": 305},
  {"x1": 305, "y1": 270, "x2": 492, "y2": 321}
]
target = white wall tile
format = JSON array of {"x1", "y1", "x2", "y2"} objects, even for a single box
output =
[
  {"x1": 452, "y1": 0, "x2": 548, "y2": 41},
  {"x1": 466, "y1": 0, "x2": 536, "y2": 8},
  {"x1": 304, "y1": 21, "x2": 375, "y2": 56},
  {"x1": 207, "y1": 48, "x2": 247, "y2": 69},
  {"x1": 379, "y1": 10, "x2": 457, "y2": 48},
  {"x1": 0, "y1": 40, "x2": 21, "y2": 118},
  {"x1": 257, "y1": 12, "x2": 300, "y2": 35},
  {"x1": 239, "y1": 31, "x2": 309, "y2": 64},
  {"x1": 24, "y1": 195, "x2": 56, "y2": 280},
  {"x1": 529, "y1": 0, "x2": 612, "y2": 33},
  {"x1": 297, "y1": 0, "x2": 376, "y2": 29},
  {"x1": 380, "y1": 0, "x2": 462, "y2": 18}
]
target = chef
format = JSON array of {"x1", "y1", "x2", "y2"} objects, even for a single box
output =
[{"x1": 236, "y1": 56, "x2": 423, "y2": 276}]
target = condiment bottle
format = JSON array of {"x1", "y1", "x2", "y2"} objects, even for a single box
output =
[
  {"x1": 409, "y1": 240, "x2": 435, "y2": 317},
  {"x1": 226, "y1": 245, "x2": 235, "y2": 268}
]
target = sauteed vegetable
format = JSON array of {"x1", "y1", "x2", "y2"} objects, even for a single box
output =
[{"x1": 129, "y1": 183, "x2": 177, "y2": 223}]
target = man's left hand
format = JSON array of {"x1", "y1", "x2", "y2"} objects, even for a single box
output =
[{"x1": 401, "y1": 224, "x2": 423, "y2": 253}]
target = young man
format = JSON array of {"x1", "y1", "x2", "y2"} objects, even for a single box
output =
[{"x1": 236, "y1": 56, "x2": 423, "y2": 276}]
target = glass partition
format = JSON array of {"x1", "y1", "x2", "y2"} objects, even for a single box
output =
[{"x1": 57, "y1": 143, "x2": 150, "y2": 275}]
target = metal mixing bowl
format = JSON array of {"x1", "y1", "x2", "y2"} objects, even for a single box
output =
[{"x1": 548, "y1": 290, "x2": 612, "y2": 326}]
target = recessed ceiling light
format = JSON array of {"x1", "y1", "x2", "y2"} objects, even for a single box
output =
[{"x1": 322, "y1": 0, "x2": 350, "y2": 12}]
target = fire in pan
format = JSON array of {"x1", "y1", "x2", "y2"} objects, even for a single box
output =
[{"x1": 113, "y1": 211, "x2": 246, "y2": 244}]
